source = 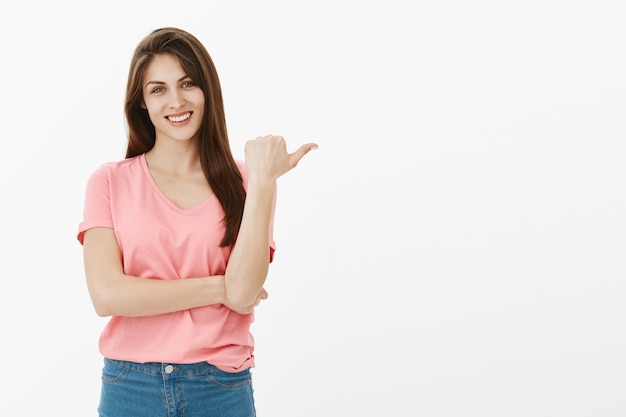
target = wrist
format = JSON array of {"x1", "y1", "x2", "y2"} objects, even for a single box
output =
[
  {"x1": 246, "y1": 175, "x2": 276, "y2": 191},
  {"x1": 205, "y1": 275, "x2": 227, "y2": 306}
]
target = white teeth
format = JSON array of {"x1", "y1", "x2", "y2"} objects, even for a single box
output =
[{"x1": 168, "y1": 113, "x2": 191, "y2": 122}]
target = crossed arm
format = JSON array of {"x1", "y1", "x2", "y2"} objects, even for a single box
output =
[{"x1": 82, "y1": 137, "x2": 317, "y2": 318}]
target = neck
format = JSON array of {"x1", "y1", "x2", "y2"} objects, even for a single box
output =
[{"x1": 145, "y1": 139, "x2": 201, "y2": 175}]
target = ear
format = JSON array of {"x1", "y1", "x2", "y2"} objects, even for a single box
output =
[{"x1": 140, "y1": 102, "x2": 147, "y2": 109}]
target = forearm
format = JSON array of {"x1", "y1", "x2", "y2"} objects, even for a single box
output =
[
  {"x1": 224, "y1": 180, "x2": 274, "y2": 309},
  {"x1": 83, "y1": 227, "x2": 226, "y2": 317},
  {"x1": 89, "y1": 274, "x2": 225, "y2": 317}
]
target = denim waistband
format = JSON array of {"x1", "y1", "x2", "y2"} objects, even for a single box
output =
[{"x1": 104, "y1": 357, "x2": 234, "y2": 378}]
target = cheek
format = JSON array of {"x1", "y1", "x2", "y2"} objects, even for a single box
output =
[
  {"x1": 143, "y1": 99, "x2": 162, "y2": 122},
  {"x1": 194, "y1": 95, "x2": 206, "y2": 119},
  {"x1": 195, "y1": 107, "x2": 205, "y2": 122},
  {"x1": 193, "y1": 90, "x2": 206, "y2": 107}
]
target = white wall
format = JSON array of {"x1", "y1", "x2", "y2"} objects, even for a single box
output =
[{"x1": 1, "y1": 1, "x2": 624, "y2": 416}]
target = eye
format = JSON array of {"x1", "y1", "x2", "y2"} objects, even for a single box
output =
[
  {"x1": 151, "y1": 86, "x2": 165, "y2": 94},
  {"x1": 182, "y1": 81, "x2": 196, "y2": 88}
]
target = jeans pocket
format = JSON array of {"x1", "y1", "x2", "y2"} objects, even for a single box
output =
[
  {"x1": 206, "y1": 367, "x2": 251, "y2": 389},
  {"x1": 101, "y1": 359, "x2": 129, "y2": 385}
]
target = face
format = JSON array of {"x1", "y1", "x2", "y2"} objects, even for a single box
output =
[{"x1": 142, "y1": 53, "x2": 205, "y2": 144}]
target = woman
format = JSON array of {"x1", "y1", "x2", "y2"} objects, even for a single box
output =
[{"x1": 77, "y1": 27, "x2": 317, "y2": 417}]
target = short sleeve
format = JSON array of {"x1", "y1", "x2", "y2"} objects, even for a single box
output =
[{"x1": 77, "y1": 164, "x2": 114, "y2": 245}]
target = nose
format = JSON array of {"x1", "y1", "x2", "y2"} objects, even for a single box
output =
[{"x1": 168, "y1": 90, "x2": 185, "y2": 109}]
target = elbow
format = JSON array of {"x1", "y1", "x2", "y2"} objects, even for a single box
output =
[
  {"x1": 224, "y1": 291, "x2": 256, "y2": 314},
  {"x1": 223, "y1": 267, "x2": 269, "y2": 313},
  {"x1": 223, "y1": 283, "x2": 269, "y2": 314},
  {"x1": 88, "y1": 290, "x2": 115, "y2": 317},
  {"x1": 92, "y1": 300, "x2": 113, "y2": 318},
  {"x1": 93, "y1": 307, "x2": 111, "y2": 318}
]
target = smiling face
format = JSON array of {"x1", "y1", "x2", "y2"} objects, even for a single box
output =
[{"x1": 142, "y1": 53, "x2": 205, "y2": 145}]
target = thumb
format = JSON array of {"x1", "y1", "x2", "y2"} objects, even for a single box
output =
[{"x1": 288, "y1": 142, "x2": 319, "y2": 169}]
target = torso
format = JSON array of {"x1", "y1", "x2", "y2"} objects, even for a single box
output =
[{"x1": 79, "y1": 155, "x2": 261, "y2": 371}]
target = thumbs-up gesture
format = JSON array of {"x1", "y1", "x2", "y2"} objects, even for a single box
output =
[{"x1": 244, "y1": 135, "x2": 318, "y2": 184}]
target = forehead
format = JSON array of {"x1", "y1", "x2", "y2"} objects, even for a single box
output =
[{"x1": 144, "y1": 53, "x2": 186, "y2": 83}]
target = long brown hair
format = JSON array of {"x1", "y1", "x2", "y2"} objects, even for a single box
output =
[{"x1": 124, "y1": 27, "x2": 245, "y2": 247}]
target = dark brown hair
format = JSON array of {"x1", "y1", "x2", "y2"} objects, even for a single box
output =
[{"x1": 124, "y1": 27, "x2": 245, "y2": 247}]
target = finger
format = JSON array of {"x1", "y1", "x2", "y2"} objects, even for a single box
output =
[
  {"x1": 259, "y1": 288, "x2": 269, "y2": 300},
  {"x1": 288, "y1": 142, "x2": 319, "y2": 168}
]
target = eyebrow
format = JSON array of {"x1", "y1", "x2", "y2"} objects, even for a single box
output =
[{"x1": 145, "y1": 75, "x2": 190, "y2": 87}]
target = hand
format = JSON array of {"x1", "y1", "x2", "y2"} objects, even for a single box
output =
[{"x1": 245, "y1": 135, "x2": 318, "y2": 183}]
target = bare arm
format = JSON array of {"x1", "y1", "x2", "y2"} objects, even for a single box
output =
[
  {"x1": 224, "y1": 135, "x2": 317, "y2": 311},
  {"x1": 82, "y1": 227, "x2": 227, "y2": 317}
]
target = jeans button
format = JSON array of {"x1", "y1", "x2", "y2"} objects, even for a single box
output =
[{"x1": 165, "y1": 365, "x2": 174, "y2": 374}]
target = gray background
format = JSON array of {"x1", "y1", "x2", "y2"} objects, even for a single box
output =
[{"x1": 1, "y1": 0, "x2": 624, "y2": 416}]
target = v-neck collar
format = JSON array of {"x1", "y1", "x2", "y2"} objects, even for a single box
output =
[{"x1": 139, "y1": 153, "x2": 217, "y2": 214}]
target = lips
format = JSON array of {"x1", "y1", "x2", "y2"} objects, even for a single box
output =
[{"x1": 166, "y1": 112, "x2": 191, "y2": 122}]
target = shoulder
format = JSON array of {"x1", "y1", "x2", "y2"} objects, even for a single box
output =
[
  {"x1": 99, "y1": 155, "x2": 142, "y2": 173},
  {"x1": 84, "y1": 155, "x2": 143, "y2": 190},
  {"x1": 89, "y1": 155, "x2": 143, "y2": 179}
]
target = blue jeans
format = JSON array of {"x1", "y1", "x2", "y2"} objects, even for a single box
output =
[{"x1": 98, "y1": 358, "x2": 256, "y2": 417}]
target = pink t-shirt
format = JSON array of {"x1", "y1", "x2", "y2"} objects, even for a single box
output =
[{"x1": 77, "y1": 154, "x2": 275, "y2": 372}]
